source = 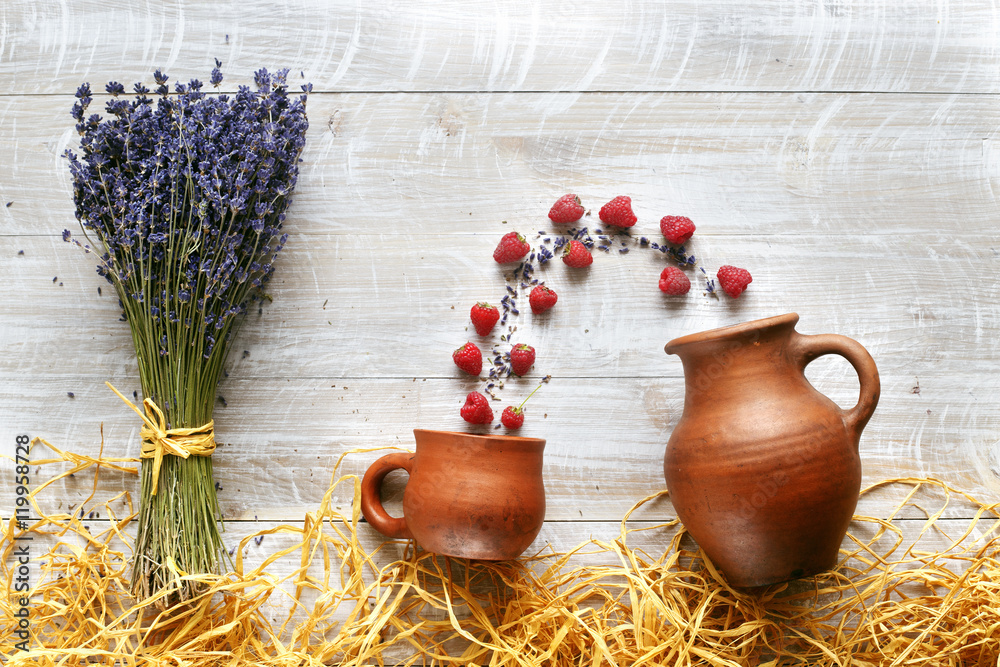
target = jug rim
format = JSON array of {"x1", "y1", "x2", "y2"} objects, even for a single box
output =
[
  {"x1": 665, "y1": 312, "x2": 799, "y2": 354},
  {"x1": 413, "y1": 428, "x2": 546, "y2": 446}
]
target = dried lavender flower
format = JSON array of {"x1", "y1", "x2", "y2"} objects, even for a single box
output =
[{"x1": 64, "y1": 65, "x2": 310, "y2": 607}]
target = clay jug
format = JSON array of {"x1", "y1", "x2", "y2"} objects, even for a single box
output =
[
  {"x1": 663, "y1": 313, "x2": 880, "y2": 587},
  {"x1": 361, "y1": 429, "x2": 546, "y2": 560}
]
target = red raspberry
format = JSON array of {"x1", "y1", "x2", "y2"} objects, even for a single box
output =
[
  {"x1": 461, "y1": 391, "x2": 494, "y2": 424},
  {"x1": 659, "y1": 216, "x2": 695, "y2": 245},
  {"x1": 548, "y1": 194, "x2": 585, "y2": 224},
  {"x1": 509, "y1": 343, "x2": 535, "y2": 376},
  {"x1": 599, "y1": 196, "x2": 637, "y2": 228},
  {"x1": 562, "y1": 240, "x2": 593, "y2": 268},
  {"x1": 493, "y1": 232, "x2": 530, "y2": 264},
  {"x1": 452, "y1": 342, "x2": 483, "y2": 376},
  {"x1": 528, "y1": 284, "x2": 558, "y2": 314},
  {"x1": 500, "y1": 406, "x2": 524, "y2": 429},
  {"x1": 470, "y1": 302, "x2": 499, "y2": 336},
  {"x1": 716, "y1": 265, "x2": 753, "y2": 298},
  {"x1": 658, "y1": 266, "x2": 691, "y2": 295}
]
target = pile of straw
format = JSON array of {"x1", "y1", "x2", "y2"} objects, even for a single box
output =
[{"x1": 3, "y1": 437, "x2": 999, "y2": 665}]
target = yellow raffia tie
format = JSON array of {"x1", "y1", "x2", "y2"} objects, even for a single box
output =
[{"x1": 105, "y1": 381, "x2": 216, "y2": 495}]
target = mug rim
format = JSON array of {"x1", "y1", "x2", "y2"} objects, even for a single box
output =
[{"x1": 413, "y1": 428, "x2": 546, "y2": 446}]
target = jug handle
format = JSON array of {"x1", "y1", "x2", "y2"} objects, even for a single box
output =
[
  {"x1": 360, "y1": 452, "x2": 415, "y2": 539},
  {"x1": 790, "y1": 333, "x2": 881, "y2": 441}
]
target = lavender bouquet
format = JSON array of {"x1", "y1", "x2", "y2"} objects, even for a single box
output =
[{"x1": 64, "y1": 64, "x2": 309, "y2": 605}]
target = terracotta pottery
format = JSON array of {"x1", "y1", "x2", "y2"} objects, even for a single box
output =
[
  {"x1": 663, "y1": 313, "x2": 880, "y2": 588},
  {"x1": 361, "y1": 429, "x2": 546, "y2": 560}
]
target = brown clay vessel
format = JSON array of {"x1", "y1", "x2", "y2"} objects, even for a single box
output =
[
  {"x1": 361, "y1": 429, "x2": 546, "y2": 560},
  {"x1": 663, "y1": 313, "x2": 880, "y2": 587}
]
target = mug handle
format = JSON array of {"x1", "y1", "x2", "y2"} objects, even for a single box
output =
[
  {"x1": 790, "y1": 332, "x2": 881, "y2": 442},
  {"x1": 360, "y1": 452, "x2": 415, "y2": 539}
]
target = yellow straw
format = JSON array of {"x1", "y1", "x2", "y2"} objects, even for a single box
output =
[
  {"x1": 105, "y1": 382, "x2": 215, "y2": 495},
  {"x1": 3, "y1": 435, "x2": 1000, "y2": 665}
]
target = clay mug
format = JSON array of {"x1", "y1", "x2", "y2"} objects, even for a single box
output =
[
  {"x1": 663, "y1": 313, "x2": 880, "y2": 588},
  {"x1": 361, "y1": 429, "x2": 546, "y2": 560}
]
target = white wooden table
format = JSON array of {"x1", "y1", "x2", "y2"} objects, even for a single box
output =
[{"x1": 3, "y1": 0, "x2": 1000, "y2": 655}]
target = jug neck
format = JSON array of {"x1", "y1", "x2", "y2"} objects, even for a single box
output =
[{"x1": 665, "y1": 314, "x2": 801, "y2": 389}]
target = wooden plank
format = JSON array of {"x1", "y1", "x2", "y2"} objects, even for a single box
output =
[
  {"x1": 5, "y1": 0, "x2": 999, "y2": 660},
  {"x1": 17, "y1": 511, "x2": 1000, "y2": 635},
  {"x1": 21, "y1": 512, "x2": 1000, "y2": 592},
  {"x1": 3, "y1": 232, "x2": 998, "y2": 379},
  {"x1": 3, "y1": 372, "x2": 998, "y2": 522},
  {"x1": 3, "y1": 1, "x2": 1000, "y2": 95},
  {"x1": 4, "y1": 95, "x2": 1000, "y2": 523},
  {"x1": 3, "y1": 93, "x2": 1000, "y2": 238}
]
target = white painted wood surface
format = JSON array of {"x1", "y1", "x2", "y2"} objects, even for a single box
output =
[{"x1": 3, "y1": 0, "x2": 1000, "y2": 654}]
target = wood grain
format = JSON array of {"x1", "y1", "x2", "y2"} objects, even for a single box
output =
[
  {"x1": 5, "y1": 369, "x2": 998, "y2": 523},
  {"x1": 22, "y1": 511, "x2": 1000, "y2": 623},
  {"x1": 3, "y1": 1, "x2": 1000, "y2": 95},
  {"x1": 4, "y1": 1, "x2": 1000, "y2": 653},
  {"x1": 7, "y1": 229, "x2": 999, "y2": 371},
  {"x1": 4, "y1": 89, "x2": 1000, "y2": 522},
  {"x1": 3, "y1": 93, "x2": 1000, "y2": 238}
]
